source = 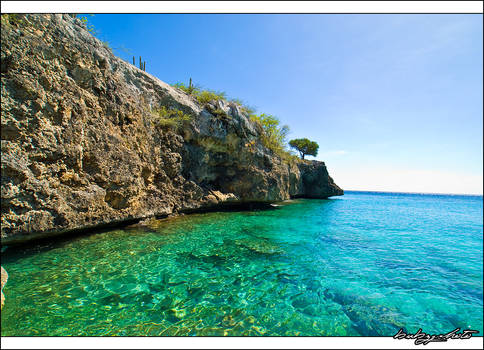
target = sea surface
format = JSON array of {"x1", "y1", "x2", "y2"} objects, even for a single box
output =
[{"x1": 1, "y1": 191, "x2": 483, "y2": 336}]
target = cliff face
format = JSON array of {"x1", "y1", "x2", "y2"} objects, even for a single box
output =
[{"x1": 1, "y1": 14, "x2": 343, "y2": 245}]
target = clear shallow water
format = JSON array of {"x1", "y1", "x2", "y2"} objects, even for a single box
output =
[{"x1": 1, "y1": 191, "x2": 482, "y2": 336}]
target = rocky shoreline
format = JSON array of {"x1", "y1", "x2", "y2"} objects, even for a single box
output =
[
  {"x1": 1, "y1": 266, "x2": 7, "y2": 309},
  {"x1": 1, "y1": 14, "x2": 343, "y2": 247}
]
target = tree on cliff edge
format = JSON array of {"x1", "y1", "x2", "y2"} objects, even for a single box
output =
[{"x1": 289, "y1": 138, "x2": 319, "y2": 159}]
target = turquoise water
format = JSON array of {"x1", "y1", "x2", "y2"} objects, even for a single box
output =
[{"x1": 1, "y1": 191, "x2": 482, "y2": 336}]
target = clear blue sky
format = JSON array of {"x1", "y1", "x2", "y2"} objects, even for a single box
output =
[{"x1": 87, "y1": 14, "x2": 483, "y2": 194}]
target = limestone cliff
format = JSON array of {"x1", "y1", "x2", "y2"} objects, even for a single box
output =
[{"x1": 1, "y1": 14, "x2": 343, "y2": 245}]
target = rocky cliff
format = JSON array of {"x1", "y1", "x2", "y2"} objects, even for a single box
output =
[{"x1": 1, "y1": 14, "x2": 343, "y2": 245}]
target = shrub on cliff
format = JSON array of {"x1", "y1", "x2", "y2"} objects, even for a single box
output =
[
  {"x1": 250, "y1": 114, "x2": 290, "y2": 155},
  {"x1": 172, "y1": 80, "x2": 230, "y2": 121},
  {"x1": 1, "y1": 14, "x2": 25, "y2": 26},
  {"x1": 240, "y1": 105, "x2": 257, "y2": 118},
  {"x1": 171, "y1": 80, "x2": 297, "y2": 164},
  {"x1": 69, "y1": 14, "x2": 96, "y2": 34},
  {"x1": 151, "y1": 106, "x2": 192, "y2": 131},
  {"x1": 172, "y1": 82, "x2": 201, "y2": 96},
  {"x1": 289, "y1": 138, "x2": 319, "y2": 159},
  {"x1": 196, "y1": 90, "x2": 227, "y2": 105},
  {"x1": 171, "y1": 81, "x2": 226, "y2": 105}
]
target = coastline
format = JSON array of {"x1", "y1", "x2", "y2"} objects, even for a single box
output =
[
  {"x1": 344, "y1": 190, "x2": 483, "y2": 197},
  {"x1": 1, "y1": 14, "x2": 343, "y2": 246}
]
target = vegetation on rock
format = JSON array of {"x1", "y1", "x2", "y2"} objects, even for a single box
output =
[
  {"x1": 206, "y1": 105, "x2": 231, "y2": 121},
  {"x1": 172, "y1": 80, "x2": 226, "y2": 106},
  {"x1": 172, "y1": 79, "x2": 299, "y2": 163},
  {"x1": 250, "y1": 113, "x2": 289, "y2": 154},
  {"x1": 151, "y1": 106, "x2": 192, "y2": 130},
  {"x1": 289, "y1": 138, "x2": 319, "y2": 159},
  {"x1": 79, "y1": 16, "x2": 96, "y2": 33},
  {"x1": 1, "y1": 14, "x2": 343, "y2": 244},
  {"x1": 1, "y1": 14, "x2": 25, "y2": 26}
]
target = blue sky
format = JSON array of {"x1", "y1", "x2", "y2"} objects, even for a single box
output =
[{"x1": 87, "y1": 14, "x2": 483, "y2": 194}]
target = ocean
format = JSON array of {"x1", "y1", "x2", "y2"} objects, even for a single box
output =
[{"x1": 1, "y1": 191, "x2": 482, "y2": 336}]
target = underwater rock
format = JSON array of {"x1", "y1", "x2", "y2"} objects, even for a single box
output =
[{"x1": 235, "y1": 238, "x2": 284, "y2": 255}]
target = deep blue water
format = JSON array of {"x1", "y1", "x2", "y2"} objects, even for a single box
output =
[{"x1": 1, "y1": 191, "x2": 483, "y2": 336}]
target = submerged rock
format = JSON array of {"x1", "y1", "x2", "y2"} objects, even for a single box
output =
[
  {"x1": 1, "y1": 14, "x2": 343, "y2": 245},
  {"x1": 235, "y1": 238, "x2": 284, "y2": 255}
]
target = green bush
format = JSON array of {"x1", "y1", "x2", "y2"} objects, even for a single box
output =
[
  {"x1": 1, "y1": 14, "x2": 24, "y2": 26},
  {"x1": 196, "y1": 90, "x2": 226, "y2": 105},
  {"x1": 229, "y1": 98, "x2": 244, "y2": 106},
  {"x1": 250, "y1": 113, "x2": 290, "y2": 156},
  {"x1": 171, "y1": 80, "x2": 231, "y2": 122},
  {"x1": 172, "y1": 82, "x2": 201, "y2": 96},
  {"x1": 72, "y1": 14, "x2": 96, "y2": 34},
  {"x1": 151, "y1": 106, "x2": 192, "y2": 131},
  {"x1": 169, "y1": 80, "x2": 300, "y2": 164},
  {"x1": 240, "y1": 105, "x2": 257, "y2": 118},
  {"x1": 171, "y1": 80, "x2": 227, "y2": 106}
]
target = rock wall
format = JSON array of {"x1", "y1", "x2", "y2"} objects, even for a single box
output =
[{"x1": 1, "y1": 14, "x2": 343, "y2": 245}]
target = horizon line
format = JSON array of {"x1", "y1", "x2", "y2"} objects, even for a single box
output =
[{"x1": 343, "y1": 189, "x2": 483, "y2": 196}]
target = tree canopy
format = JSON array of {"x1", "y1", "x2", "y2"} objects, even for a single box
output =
[{"x1": 288, "y1": 138, "x2": 319, "y2": 159}]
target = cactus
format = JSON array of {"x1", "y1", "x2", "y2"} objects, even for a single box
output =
[
  {"x1": 132, "y1": 56, "x2": 146, "y2": 71},
  {"x1": 188, "y1": 78, "x2": 193, "y2": 94}
]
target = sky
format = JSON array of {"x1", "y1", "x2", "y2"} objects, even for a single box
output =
[{"x1": 86, "y1": 14, "x2": 483, "y2": 195}]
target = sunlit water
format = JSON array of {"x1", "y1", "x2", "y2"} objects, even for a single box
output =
[{"x1": 1, "y1": 191, "x2": 482, "y2": 336}]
